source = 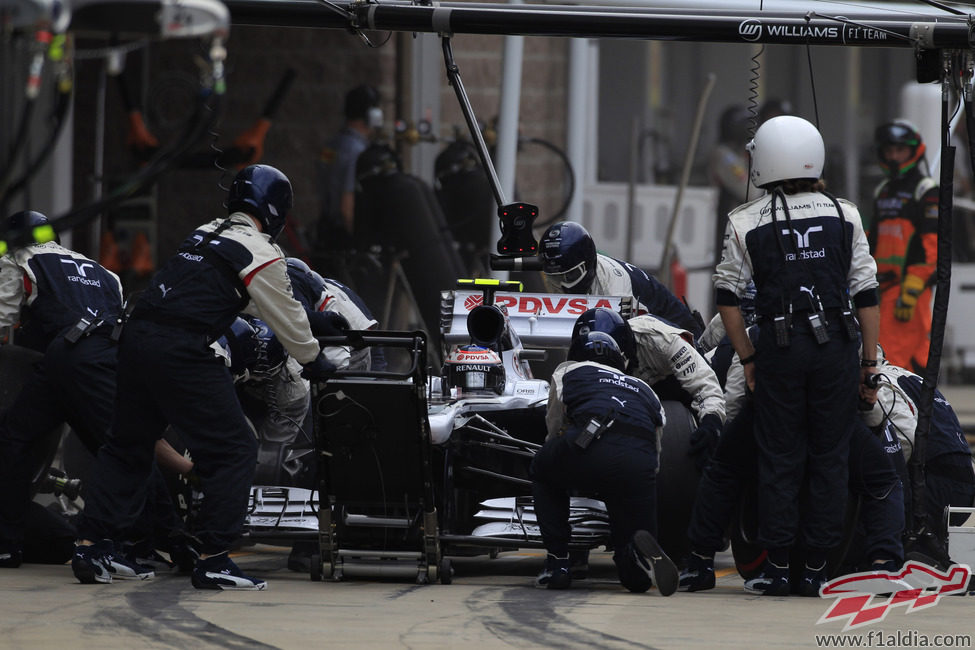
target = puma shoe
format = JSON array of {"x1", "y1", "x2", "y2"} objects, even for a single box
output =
[
  {"x1": 678, "y1": 552, "x2": 716, "y2": 592},
  {"x1": 192, "y1": 552, "x2": 267, "y2": 590},
  {"x1": 743, "y1": 560, "x2": 790, "y2": 596},
  {"x1": 72, "y1": 542, "x2": 112, "y2": 584},
  {"x1": 535, "y1": 554, "x2": 571, "y2": 590},
  {"x1": 631, "y1": 530, "x2": 679, "y2": 597},
  {"x1": 799, "y1": 563, "x2": 828, "y2": 598},
  {"x1": 73, "y1": 540, "x2": 154, "y2": 584}
]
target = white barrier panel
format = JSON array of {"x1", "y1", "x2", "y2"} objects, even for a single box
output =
[{"x1": 947, "y1": 506, "x2": 975, "y2": 572}]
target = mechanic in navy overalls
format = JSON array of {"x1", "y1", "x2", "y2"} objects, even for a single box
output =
[
  {"x1": 0, "y1": 212, "x2": 123, "y2": 568},
  {"x1": 70, "y1": 165, "x2": 336, "y2": 591},
  {"x1": 713, "y1": 116, "x2": 880, "y2": 596},
  {"x1": 677, "y1": 326, "x2": 904, "y2": 593},
  {"x1": 860, "y1": 345, "x2": 975, "y2": 557},
  {"x1": 285, "y1": 256, "x2": 385, "y2": 371},
  {"x1": 538, "y1": 221, "x2": 703, "y2": 338},
  {"x1": 530, "y1": 329, "x2": 679, "y2": 596}
]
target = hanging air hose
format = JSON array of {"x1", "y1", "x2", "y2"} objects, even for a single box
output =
[
  {"x1": 0, "y1": 28, "x2": 59, "y2": 206},
  {"x1": 1, "y1": 38, "x2": 227, "y2": 253}
]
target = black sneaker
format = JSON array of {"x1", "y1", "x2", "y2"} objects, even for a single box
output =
[
  {"x1": 70, "y1": 540, "x2": 152, "y2": 584},
  {"x1": 799, "y1": 563, "x2": 828, "y2": 598},
  {"x1": 122, "y1": 540, "x2": 176, "y2": 572},
  {"x1": 0, "y1": 548, "x2": 22, "y2": 568},
  {"x1": 569, "y1": 549, "x2": 590, "y2": 580},
  {"x1": 535, "y1": 554, "x2": 572, "y2": 590},
  {"x1": 168, "y1": 534, "x2": 202, "y2": 574},
  {"x1": 287, "y1": 540, "x2": 316, "y2": 574},
  {"x1": 73, "y1": 543, "x2": 111, "y2": 584},
  {"x1": 678, "y1": 552, "x2": 716, "y2": 592},
  {"x1": 861, "y1": 560, "x2": 911, "y2": 596},
  {"x1": 98, "y1": 540, "x2": 155, "y2": 580},
  {"x1": 743, "y1": 560, "x2": 790, "y2": 596},
  {"x1": 192, "y1": 552, "x2": 267, "y2": 590},
  {"x1": 631, "y1": 530, "x2": 679, "y2": 597}
]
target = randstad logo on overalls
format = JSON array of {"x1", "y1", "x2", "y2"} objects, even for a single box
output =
[
  {"x1": 60, "y1": 259, "x2": 102, "y2": 287},
  {"x1": 783, "y1": 226, "x2": 825, "y2": 261}
]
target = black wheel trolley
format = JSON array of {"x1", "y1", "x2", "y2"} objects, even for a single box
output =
[{"x1": 308, "y1": 330, "x2": 449, "y2": 584}]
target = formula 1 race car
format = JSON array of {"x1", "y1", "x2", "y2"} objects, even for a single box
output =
[{"x1": 431, "y1": 281, "x2": 701, "y2": 564}]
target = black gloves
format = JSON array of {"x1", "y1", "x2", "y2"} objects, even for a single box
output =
[
  {"x1": 301, "y1": 351, "x2": 337, "y2": 381},
  {"x1": 307, "y1": 310, "x2": 350, "y2": 338},
  {"x1": 688, "y1": 413, "x2": 722, "y2": 472}
]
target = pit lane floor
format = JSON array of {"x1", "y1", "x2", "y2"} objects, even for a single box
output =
[{"x1": 1, "y1": 545, "x2": 972, "y2": 649}]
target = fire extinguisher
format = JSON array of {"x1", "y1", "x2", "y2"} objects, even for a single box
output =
[{"x1": 669, "y1": 252, "x2": 688, "y2": 302}]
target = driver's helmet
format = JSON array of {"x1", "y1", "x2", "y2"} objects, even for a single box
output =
[
  {"x1": 221, "y1": 315, "x2": 287, "y2": 382},
  {"x1": 442, "y1": 344, "x2": 506, "y2": 396}
]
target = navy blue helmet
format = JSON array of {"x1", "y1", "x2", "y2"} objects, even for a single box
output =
[
  {"x1": 222, "y1": 315, "x2": 287, "y2": 381},
  {"x1": 739, "y1": 281, "x2": 758, "y2": 327},
  {"x1": 227, "y1": 164, "x2": 293, "y2": 241},
  {"x1": 539, "y1": 221, "x2": 597, "y2": 293},
  {"x1": 285, "y1": 257, "x2": 312, "y2": 275},
  {"x1": 285, "y1": 257, "x2": 328, "y2": 311},
  {"x1": 571, "y1": 307, "x2": 635, "y2": 370},
  {"x1": 568, "y1": 330, "x2": 626, "y2": 372},
  {"x1": 7, "y1": 210, "x2": 59, "y2": 245}
]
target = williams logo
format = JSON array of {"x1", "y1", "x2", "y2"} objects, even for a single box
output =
[
  {"x1": 767, "y1": 24, "x2": 839, "y2": 40},
  {"x1": 739, "y1": 19, "x2": 762, "y2": 42}
]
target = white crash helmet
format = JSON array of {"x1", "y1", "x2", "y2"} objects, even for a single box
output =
[
  {"x1": 747, "y1": 115, "x2": 825, "y2": 189},
  {"x1": 857, "y1": 342, "x2": 887, "y2": 366}
]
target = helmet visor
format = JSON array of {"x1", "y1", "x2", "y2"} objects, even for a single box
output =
[
  {"x1": 545, "y1": 260, "x2": 588, "y2": 290},
  {"x1": 876, "y1": 123, "x2": 920, "y2": 146},
  {"x1": 459, "y1": 370, "x2": 487, "y2": 390}
]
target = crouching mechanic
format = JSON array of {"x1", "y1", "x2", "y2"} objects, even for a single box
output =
[
  {"x1": 860, "y1": 346, "x2": 975, "y2": 559},
  {"x1": 71, "y1": 164, "x2": 336, "y2": 590},
  {"x1": 530, "y1": 329, "x2": 679, "y2": 595},
  {"x1": 572, "y1": 307, "x2": 725, "y2": 471}
]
